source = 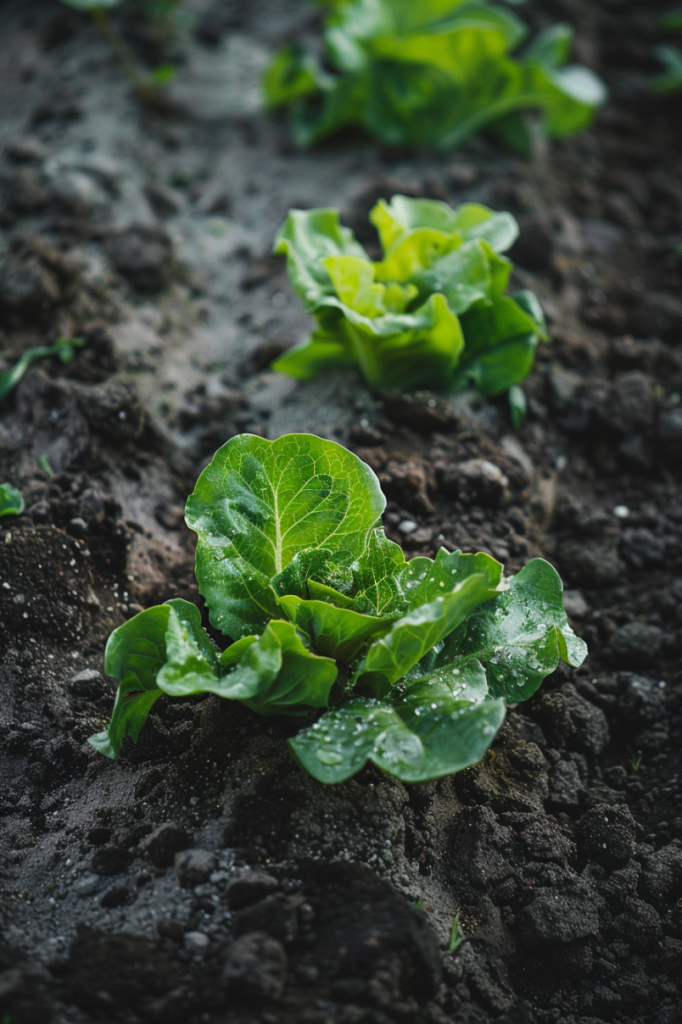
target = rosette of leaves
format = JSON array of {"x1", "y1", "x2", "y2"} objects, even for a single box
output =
[
  {"x1": 271, "y1": 195, "x2": 548, "y2": 395},
  {"x1": 264, "y1": 0, "x2": 606, "y2": 154},
  {"x1": 90, "y1": 433, "x2": 586, "y2": 784}
]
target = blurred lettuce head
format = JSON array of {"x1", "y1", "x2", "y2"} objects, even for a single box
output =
[{"x1": 271, "y1": 194, "x2": 548, "y2": 395}]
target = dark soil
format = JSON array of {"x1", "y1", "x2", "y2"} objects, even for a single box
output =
[{"x1": 1, "y1": 1, "x2": 682, "y2": 1023}]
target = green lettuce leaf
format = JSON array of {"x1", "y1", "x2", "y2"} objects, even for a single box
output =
[
  {"x1": 289, "y1": 658, "x2": 506, "y2": 783},
  {"x1": 278, "y1": 594, "x2": 393, "y2": 663},
  {"x1": 209, "y1": 620, "x2": 337, "y2": 715},
  {"x1": 273, "y1": 208, "x2": 369, "y2": 310},
  {"x1": 88, "y1": 599, "x2": 207, "y2": 758},
  {"x1": 355, "y1": 550, "x2": 505, "y2": 686},
  {"x1": 437, "y1": 558, "x2": 588, "y2": 701},
  {"x1": 185, "y1": 433, "x2": 385, "y2": 639},
  {"x1": 0, "y1": 483, "x2": 24, "y2": 517},
  {"x1": 450, "y1": 290, "x2": 548, "y2": 395}
]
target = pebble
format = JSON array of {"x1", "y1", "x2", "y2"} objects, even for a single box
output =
[
  {"x1": 175, "y1": 849, "x2": 216, "y2": 888},
  {"x1": 140, "y1": 823, "x2": 190, "y2": 869},
  {"x1": 225, "y1": 869, "x2": 279, "y2": 910},
  {"x1": 398, "y1": 520, "x2": 418, "y2": 534},
  {"x1": 74, "y1": 873, "x2": 100, "y2": 897},
  {"x1": 184, "y1": 931, "x2": 210, "y2": 954}
]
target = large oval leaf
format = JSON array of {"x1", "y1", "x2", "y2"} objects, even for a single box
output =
[{"x1": 185, "y1": 433, "x2": 385, "y2": 639}]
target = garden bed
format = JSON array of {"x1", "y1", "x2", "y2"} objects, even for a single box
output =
[{"x1": 0, "y1": 1, "x2": 681, "y2": 1022}]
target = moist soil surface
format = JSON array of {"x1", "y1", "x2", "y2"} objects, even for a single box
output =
[{"x1": 1, "y1": 2, "x2": 682, "y2": 1023}]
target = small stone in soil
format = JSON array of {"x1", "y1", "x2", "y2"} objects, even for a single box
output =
[
  {"x1": 140, "y1": 823, "x2": 191, "y2": 869},
  {"x1": 175, "y1": 849, "x2": 216, "y2": 888}
]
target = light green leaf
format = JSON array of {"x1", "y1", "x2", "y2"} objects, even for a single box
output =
[
  {"x1": 348, "y1": 292, "x2": 464, "y2": 391},
  {"x1": 371, "y1": 196, "x2": 518, "y2": 257},
  {"x1": 522, "y1": 23, "x2": 573, "y2": 68},
  {"x1": 273, "y1": 208, "x2": 368, "y2": 309},
  {"x1": 185, "y1": 433, "x2": 385, "y2": 638},
  {"x1": 323, "y1": 254, "x2": 387, "y2": 316},
  {"x1": 272, "y1": 323, "x2": 355, "y2": 380},
  {"x1": 0, "y1": 483, "x2": 24, "y2": 517},
  {"x1": 289, "y1": 658, "x2": 506, "y2": 783},
  {"x1": 437, "y1": 558, "x2": 588, "y2": 701},
  {"x1": 413, "y1": 239, "x2": 513, "y2": 313}
]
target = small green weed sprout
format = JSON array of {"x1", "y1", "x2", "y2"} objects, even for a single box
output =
[
  {"x1": 59, "y1": 1, "x2": 183, "y2": 99},
  {"x1": 90, "y1": 433, "x2": 586, "y2": 785},
  {"x1": 448, "y1": 911, "x2": 464, "y2": 953},
  {"x1": 627, "y1": 746, "x2": 643, "y2": 772},
  {"x1": 0, "y1": 337, "x2": 84, "y2": 405}
]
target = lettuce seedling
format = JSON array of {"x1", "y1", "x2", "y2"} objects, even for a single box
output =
[
  {"x1": 90, "y1": 433, "x2": 586, "y2": 784},
  {"x1": 0, "y1": 484, "x2": 24, "y2": 517},
  {"x1": 271, "y1": 196, "x2": 548, "y2": 395},
  {"x1": 264, "y1": 0, "x2": 606, "y2": 153}
]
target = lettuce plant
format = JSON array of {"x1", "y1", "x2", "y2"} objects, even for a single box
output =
[
  {"x1": 90, "y1": 433, "x2": 586, "y2": 784},
  {"x1": 272, "y1": 195, "x2": 548, "y2": 395},
  {"x1": 264, "y1": 0, "x2": 606, "y2": 154}
]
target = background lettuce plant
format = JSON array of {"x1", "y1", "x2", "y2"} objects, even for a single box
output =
[
  {"x1": 90, "y1": 433, "x2": 586, "y2": 784},
  {"x1": 272, "y1": 195, "x2": 548, "y2": 395},
  {"x1": 264, "y1": 0, "x2": 606, "y2": 154}
]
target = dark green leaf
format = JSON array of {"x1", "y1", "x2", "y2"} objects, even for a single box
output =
[
  {"x1": 356, "y1": 554, "x2": 504, "y2": 686},
  {"x1": 278, "y1": 594, "x2": 392, "y2": 663},
  {"x1": 213, "y1": 619, "x2": 338, "y2": 715},
  {"x1": 437, "y1": 558, "x2": 588, "y2": 701},
  {"x1": 89, "y1": 602, "x2": 174, "y2": 758},
  {"x1": 185, "y1": 433, "x2": 385, "y2": 639},
  {"x1": 289, "y1": 658, "x2": 506, "y2": 783}
]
